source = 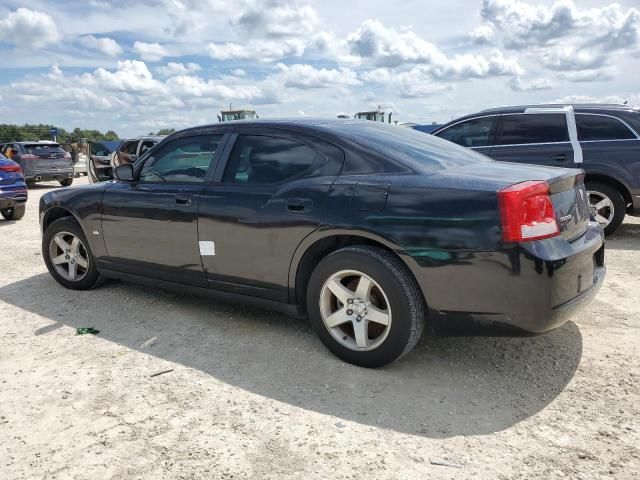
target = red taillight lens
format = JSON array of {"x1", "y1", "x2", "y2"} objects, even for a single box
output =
[
  {"x1": 498, "y1": 180, "x2": 559, "y2": 242},
  {"x1": 21, "y1": 154, "x2": 37, "y2": 160},
  {"x1": 64, "y1": 152, "x2": 71, "y2": 159},
  {"x1": 0, "y1": 164, "x2": 22, "y2": 173}
]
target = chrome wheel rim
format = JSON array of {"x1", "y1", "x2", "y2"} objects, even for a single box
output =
[
  {"x1": 49, "y1": 231, "x2": 89, "y2": 281},
  {"x1": 319, "y1": 270, "x2": 392, "y2": 351},
  {"x1": 588, "y1": 191, "x2": 614, "y2": 227}
]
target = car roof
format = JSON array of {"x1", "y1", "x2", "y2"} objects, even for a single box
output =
[{"x1": 478, "y1": 103, "x2": 639, "y2": 115}]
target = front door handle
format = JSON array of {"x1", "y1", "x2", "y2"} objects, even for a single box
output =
[
  {"x1": 175, "y1": 195, "x2": 192, "y2": 206},
  {"x1": 286, "y1": 198, "x2": 313, "y2": 213},
  {"x1": 551, "y1": 153, "x2": 567, "y2": 162}
]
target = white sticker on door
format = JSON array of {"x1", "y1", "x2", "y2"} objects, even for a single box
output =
[{"x1": 199, "y1": 241, "x2": 216, "y2": 256}]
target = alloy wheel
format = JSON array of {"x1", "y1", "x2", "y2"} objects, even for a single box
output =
[
  {"x1": 319, "y1": 270, "x2": 392, "y2": 351},
  {"x1": 588, "y1": 190, "x2": 615, "y2": 228},
  {"x1": 48, "y1": 231, "x2": 90, "y2": 282}
]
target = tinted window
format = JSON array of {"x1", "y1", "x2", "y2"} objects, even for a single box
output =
[
  {"x1": 325, "y1": 122, "x2": 490, "y2": 172},
  {"x1": 497, "y1": 114, "x2": 569, "y2": 145},
  {"x1": 122, "y1": 141, "x2": 138, "y2": 155},
  {"x1": 139, "y1": 135, "x2": 222, "y2": 183},
  {"x1": 24, "y1": 144, "x2": 66, "y2": 155},
  {"x1": 436, "y1": 117, "x2": 495, "y2": 147},
  {"x1": 576, "y1": 114, "x2": 636, "y2": 141},
  {"x1": 223, "y1": 135, "x2": 317, "y2": 184},
  {"x1": 91, "y1": 142, "x2": 110, "y2": 156}
]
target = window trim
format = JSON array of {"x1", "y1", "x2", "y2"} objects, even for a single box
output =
[
  {"x1": 135, "y1": 133, "x2": 229, "y2": 185},
  {"x1": 575, "y1": 113, "x2": 640, "y2": 142}
]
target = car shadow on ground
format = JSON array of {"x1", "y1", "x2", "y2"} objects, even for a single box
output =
[{"x1": 0, "y1": 272, "x2": 582, "y2": 439}]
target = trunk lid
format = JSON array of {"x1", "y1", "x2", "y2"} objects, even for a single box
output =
[{"x1": 432, "y1": 162, "x2": 591, "y2": 241}]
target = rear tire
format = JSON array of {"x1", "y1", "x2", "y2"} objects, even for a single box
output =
[
  {"x1": 585, "y1": 181, "x2": 625, "y2": 235},
  {"x1": 43, "y1": 217, "x2": 103, "y2": 290},
  {"x1": 1, "y1": 204, "x2": 26, "y2": 220},
  {"x1": 307, "y1": 246, "x2": 426, "y2": 368},
  {"x1": 59, "y1": 178, "x2": 73, "y2": 187}
]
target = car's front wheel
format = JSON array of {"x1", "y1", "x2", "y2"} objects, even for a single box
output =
[
  {"x1": 307, "y1": 246, "x2": 425, "y2": 368},
  {"x1": 43, "y1": 217, "x2": 102, "y2": 290},
  {"x1": 1, "y1": 204, "x2": 26, "y2": 220}
]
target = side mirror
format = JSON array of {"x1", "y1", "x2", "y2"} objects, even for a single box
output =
[{"x1": 113, "y1": 164, "x2": 134, "y2": 182}]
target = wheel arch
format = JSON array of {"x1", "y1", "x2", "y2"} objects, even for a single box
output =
[
  {"x1": 42, "y1": 206, "x2": 79, "y2": 232},
  {"x1": 289, "y1": 229, "x2": 427, "y2": 315},
  {"x1": 584, "y1": 172, "x2": 633, "y2": 208}
]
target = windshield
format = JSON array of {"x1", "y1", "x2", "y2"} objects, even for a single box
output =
[
  {"x1": 24, "y1": 144, "x2": 66, "y2": 155},
  {"x1": 327, "y1": 122, "x2": 491, "y2": 172}
]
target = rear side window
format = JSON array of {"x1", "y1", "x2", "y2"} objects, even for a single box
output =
[
  {"x1": 576, "y1": 114, "x2": 636, "y2": 141},
  {"x1": 139, "y1": 134, "x2": 223, "y2": 183},
  {"x1": 24, "y1": 144, "x2": 66, "y2": 155},
  {"x1": 497, "y1": 114, "x2": 569, "y2": 145},
  {"x1": 436, "y1": 116, "x2": 495, "y2": 147},
  {"x1": 223, "y1": 135, "x2": 318, "y2": 185}
]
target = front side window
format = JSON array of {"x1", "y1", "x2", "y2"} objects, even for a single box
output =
[
  {"x1": 222, "y1": 135, "x2": 318, "y2": 185},
  {"x1": 497, "y1": 114, "x2": 569, "y2": 145},
  {"x1": 436, "y1": 117, "x2": 495, "y2": 147},
  {"x1": 121, "y1": 141, "x2": 138, "y2": 155},
  {"x1": 139, "y1": 135, "x2": 223, "y2": 183},
  {"x1": 576, "y1": 114, "x2": 636, "y2": 141}
]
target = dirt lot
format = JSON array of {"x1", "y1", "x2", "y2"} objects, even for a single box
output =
[{"x1": 0, "y1": 177, "x2": 638, "y2": 479}]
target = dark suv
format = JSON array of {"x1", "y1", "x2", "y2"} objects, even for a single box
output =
[
  {"x1": 433, "y1": 104, "x2": 640, "y2": 234},
  {"x1": 0, "y1": 141, "x2": 74, "y2": 187}
]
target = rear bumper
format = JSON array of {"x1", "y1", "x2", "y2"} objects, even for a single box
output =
[
  {"x1": 0, "y1": 190, "x2": 28, "y2": 209},
  {"x1": 25, "y1": 169, "x2": 73, "y2": 182},
  {"x1": 409, "y1": 222, "x2": 606, "y2": 333}
]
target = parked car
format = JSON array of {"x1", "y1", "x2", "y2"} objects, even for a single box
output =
[
  {"x1": 39, "y1": 120, "x2": 605, "y2": 367},
  {"x1": 0, "y1": 141, "x2": 73, "y2": 187},
  {"x1": 432, "y1": 104, "x2": 640, "y2": 235},
  {"x1": 87, "y1": 140, "x2": 121, "y2": 184},
  {"x1": 112, "y1": 136, "x2": 165, "y2": 167},
  {"x1": 0, "y1": 153, "x2": 27, "y2": 220}
]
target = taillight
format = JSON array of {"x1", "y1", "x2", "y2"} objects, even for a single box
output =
[
  {"x1": 64, "y1": 152, "x2": 71, "y2": 159},
  {"x1": 498, "y1": 180, "x2": 559, "y2": 242},
  {"x1": 21, "y1": 154, "x2": 38, "y2": 160},
  {"x1": 0, "y1": 163, "x2": 22, "y2": 173}
]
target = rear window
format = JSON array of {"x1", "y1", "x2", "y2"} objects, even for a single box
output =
[
  {"x1": 326, "y1": 122, "x2": 490, "y2": 172},
  {"x1": 576, "y1": 114, "x2": 636, "y2": 141},
  {"x1": 496, "y1": 114, "x2": 569, "y2": 145},
  {"x1": 24, "y1": 144, "x2": 66, "y2": 155}
]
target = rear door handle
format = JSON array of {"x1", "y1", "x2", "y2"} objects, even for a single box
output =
[
  {"x1": 286, "y1": 198, "x2": 313, "y2": 213},
  {"x1": 551, "y1": 154, "x2": 567, "y2": 161},
  {"x1": 175, "y1": 195, "x2": 192, "y2": 206}
]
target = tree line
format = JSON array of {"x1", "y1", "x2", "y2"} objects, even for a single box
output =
[{"x1": 0, "y1": 124, "x2": 119, "y2": 143}]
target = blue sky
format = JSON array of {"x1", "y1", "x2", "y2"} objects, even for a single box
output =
[{"x1": 0, "y1": 0, "x2": 638, "y2": 137}]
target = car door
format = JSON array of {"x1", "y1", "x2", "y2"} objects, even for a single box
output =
[
  {"x1": 115, "y1": 140, "x2": 139, "y2": 166},
  {"x1": 100, "y1": 132, "x2": 229, "y2": 286},
  {"x1": 433, "y1": 115, "x2": 497, "y2": 157},
  {"x1": 490, "y1": 113, "x2": 575, "y2": 168},
  {"x1": 197, "y1": 128, "x2": 344, "y2": 302},
  {"x1": 88, "y1": 141, "x2": 114, "y2": 182}
]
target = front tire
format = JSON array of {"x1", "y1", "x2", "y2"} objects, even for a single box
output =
[
  {"x1": 1, "y1": 204, "x2": 25, "y2": 220},
  {"x1": 307, "y1": 246, "x2": 426, "y2": 368},
  {"x1": 586, "y1": 181, "x2": 625, "y2": 235},
  {"x1": 43, "y1": 217, "x2": 102, "y2": 290},
  {"x1": 59, "y1": 178, "x2": 73, "y2": 187}
]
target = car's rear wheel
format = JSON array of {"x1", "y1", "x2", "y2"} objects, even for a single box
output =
[
  {"x1": 1, "y1": 204, "x2": 25, "y2": 220},
  {"x1": 585, "y1": 181, "x2": 625, "y2": 235},
  {"x1": 307, "y1": 246, "x2": 425, "y2": 368},
  {"x1": 59, "y1": 178, "x2": 73, "y2": 187},
  {"x1": 43, "y1": 217, "x2": 102, "y2": 290}
]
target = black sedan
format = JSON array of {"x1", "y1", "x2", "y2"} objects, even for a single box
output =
[{"x1": 39, "y1": 119, "x2": 606, "y2": 367}]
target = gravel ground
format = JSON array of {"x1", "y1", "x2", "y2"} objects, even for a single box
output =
[{"x1": 0, "y1": 177, "x2": 638, "y2": 479}]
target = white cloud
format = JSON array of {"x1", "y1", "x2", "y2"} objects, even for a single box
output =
[
  {"x1": 469, "y1": 25, "x2": 495, "y2": 45},
  {"x1": 508, "y1": 76, "x2": 553, "y2": 92},
  {"x1": 208, "y1": 39, "x2": 305, "y2": 62},
  {"x1": 156, "y1": 62, "x2": 202, "y2": 77},
  {"x1": 133, "y1": 42, "x2": 170, "y2": 62},
  {"x1": 78, "y1": 35, "x2": 123, "y2": 57},
  {"x1": 270, "y1": 63, "x2": 361, "y2": 89},
  {"x1": 559, "y1": 69, "x2": 615, "y2": 83},
  {"x1": 346, "y1": 19, "x2": 522, "y2": 80},
  {"x1": 233, "y1": 0, "x2": 319, "y2": 38},
  {"x1": 362, "y1": 67, "x2": 455, "y2": 98},
  {"x1": 0, "y1": 8, "x2": 61, "y2": 49}
]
